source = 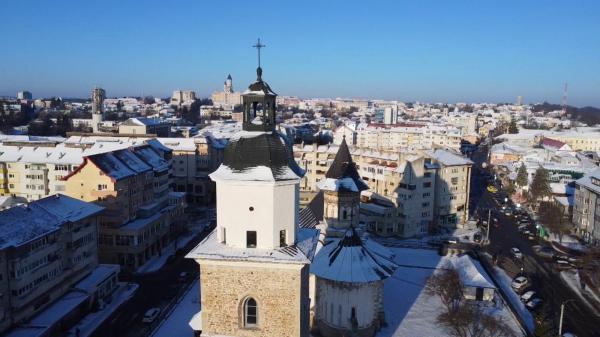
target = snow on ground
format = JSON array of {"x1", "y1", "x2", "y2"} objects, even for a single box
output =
[
  {"x1": 378, "y1": 248, "x2": 524, "y2": 337},
  {"x1": 66, "y1": 283, "x2": 139, "y2": 337},
  {"x1": 491, "y1": 266, "x2": 535, "y2": 333},
  {"x1": 151, "y1": 279, "x2": 200, "y2": 337},
  {"x1": 545, "y1": 234, "x2": 587, "y2": 252},
  {"x1": 560, "y1": 270, "x2": 600, "y2": 315}
]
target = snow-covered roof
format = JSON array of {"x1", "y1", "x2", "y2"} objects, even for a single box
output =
[
  {"x1": 186, "y1": 228, "x2": 319, "y2": 264},
  {"x1": 0, "y1": 194, "x2": 104, "y2": 249},
  {"x1": 87, "y1": 152, "x2": 136, "y2": 180},
  {"x1": 310, "y1": 229, "x2": 398, "y2": 283},
  {"x1": 450, "y1": 254, "x2": 495, "y2": 289},
  {"x1": 426, "y1": 149, "x2": 473, "y2": 166},
  {"x1": 575, "y1": 169, "x2": 600, "y2": 194},
  {"x1": 133, "y1": 146, "x2": 169, "y2": 172},
  {"x1": 210, "y1": 131, "x2": 304, "y2": 182}
]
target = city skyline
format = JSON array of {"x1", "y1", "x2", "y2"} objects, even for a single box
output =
[{"x1": 1, "y1": 0, "x2": 600, "y2": 106}]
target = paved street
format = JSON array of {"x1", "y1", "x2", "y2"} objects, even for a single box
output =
[{"x1": 469, "y1": 143, "x2": 600, "y2": 337}]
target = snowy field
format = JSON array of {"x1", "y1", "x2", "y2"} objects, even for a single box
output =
[{"x1": 378, "y1": 248, "x2": 525, "y2": 337}]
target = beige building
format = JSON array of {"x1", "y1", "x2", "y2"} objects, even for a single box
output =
[
  {"x1": 63, "y1": 146, "x2": 185, "y2": 272},
  {"x1": 426, "y1": 149, "x2": 473, "y2": 229},
  {"x1": 294, "y1": 144, "x2": 472, "y2": 236},
  {"x1": 118, "y1": 117, "x2": 170, "y2": 137},
  {"x1": 64, "y1": 135, "x2": 226, "y2": 207},
  {"x1": 335, "y1": 123, "x2": 462, "y2": 152},
  {"x1": 171, "y1": 90, "x2": 197, "y2": 106},
  {"x1": 211, "y1": 74, "x2": 242, "y2": 108},
  {"x1": 0, "y1": 194, "x2": 103, "y2": 334}
]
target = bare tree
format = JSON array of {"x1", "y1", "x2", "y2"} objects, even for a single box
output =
[
  {"x1": 438, "y1": 304, "x2": 516, "y2": 337},
  {"x1": 424, "y1": 267, "x2": 464, "y2": 312}
]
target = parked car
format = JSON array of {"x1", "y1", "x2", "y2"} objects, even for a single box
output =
[
  {"x1": 511, "y1": 248, "x2": 523, "y2": 259},
  {"x1": 511, "y1": 276, "x2": 529, "y2": 292},
  {"x1": 520, "y1": 290, "x2": 536, "y2": 303},
  {"x1": 526, "y1": 298, "x2": 543, "y2": 310},
  {"x1": 142, "y1": 308, "x2": 161, "y2": 323}
]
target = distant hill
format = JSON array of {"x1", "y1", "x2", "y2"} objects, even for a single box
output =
[{"x1": 532, "y1": 102, "x2": 600, "y2": 125}]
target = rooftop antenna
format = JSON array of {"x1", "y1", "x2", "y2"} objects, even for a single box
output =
[{"x1": 562, "y1": 82, "x2": 568, "y2": 116}]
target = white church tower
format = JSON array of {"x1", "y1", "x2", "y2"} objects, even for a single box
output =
[{"x1": 187, "y1": 42, "x2": 319, "y2": 337}]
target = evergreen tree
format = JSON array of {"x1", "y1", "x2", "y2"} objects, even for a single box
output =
[
  {"x1": 516, "y1": 163, "x2": 528, "y2": 188},
  {"x1": 508, "y1": 118, "x2": 519, "y2": 134},
  {"x1": 529, "y1": 167, "x2": 552, "y2": 203}
]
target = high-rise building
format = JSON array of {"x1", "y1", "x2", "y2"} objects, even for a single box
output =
[
  {"x1": 170, "y1": 90, "x2": 196, "y2": 106},
  {"x1": 91, "y1": 87, "x2": 106, "y2": 133},
  {"x1": 16, "y1": 91, "x2": 32, "y2": 100}
]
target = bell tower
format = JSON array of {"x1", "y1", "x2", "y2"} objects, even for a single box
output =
[
  {"x1": 243, "y1": 39, "x2": 277, "y2": 132},
  {"x1": 186, "y1": 40, "x2": 317, "y2": 337}
]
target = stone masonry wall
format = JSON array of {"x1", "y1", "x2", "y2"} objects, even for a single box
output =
[{"x1": 200, "y1": 261, "x2": 309, "y2": 337}]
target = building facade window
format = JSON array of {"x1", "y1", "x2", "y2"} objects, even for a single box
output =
[
  {"x1": 246, "y1": 231, "x2": 257, "y2": 248},
  {"x1": 244, "y1": 297, "x2": 258, "y2": 327}
]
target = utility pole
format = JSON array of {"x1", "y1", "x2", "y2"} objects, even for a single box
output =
[{"x1": 485, "y1": 209, "x2": 491, "y2": 244}]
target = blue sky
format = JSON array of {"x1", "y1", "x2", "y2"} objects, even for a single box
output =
[{"x1": 1, "y1": 0, "x2": 599, "y2": 106}]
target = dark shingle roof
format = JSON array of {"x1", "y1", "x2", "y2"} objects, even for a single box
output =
[{"x1": 324, "y1": 138, "x2": 368, "y2": 191}]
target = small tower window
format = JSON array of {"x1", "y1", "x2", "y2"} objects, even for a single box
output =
[
  {"x1": 279, "y1": 230, "x2": 287, "y2": 247},
  {"x1": 246, "y1": 231, "x2": 257, "y2": 248},
  {"x1": 244, "y1": 297, "x2": 258, "y2": 327},
  {"x1": 342, "y1": 209, "x2": 348, "y2": 220}
]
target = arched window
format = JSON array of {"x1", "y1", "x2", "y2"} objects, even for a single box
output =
[
  {"x1": 244, "y1": 297, "x2": 258, "y2": 327},
  {"x1": 342, "y1": 209, "x2": 348, "y2": 220}
]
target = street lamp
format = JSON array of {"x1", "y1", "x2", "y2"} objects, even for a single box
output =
[{"x1": 558, "y1": 299, "x2": 576, "y2": 336}]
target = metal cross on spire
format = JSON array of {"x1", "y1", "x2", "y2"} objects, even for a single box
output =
[{"x1": 252, "y1": 38, "x2": 266, "y2": 68}]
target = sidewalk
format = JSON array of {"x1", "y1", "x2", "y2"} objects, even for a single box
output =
[
  {"x1": 66, "y1": 283, "x2": 139, "y2": 337},
  {"x1": 560, "y1": 270, "x2": 600, "y2": 315},
  {"x1": 151, "y1": 279, "x2": 200, "y2": 337},
  {"x1": 137, "y1": 222, "x2": 206, "y2": 274}
]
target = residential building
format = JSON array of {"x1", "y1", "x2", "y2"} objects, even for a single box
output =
[
  {"x1": 170, "y1": 90, "x2": 196, "y2": 106},
  {"x1": 426, "y1": 149, "x2": 473, "y2": 229},
  {"x1": 0, "y1": 194, "x2": 103, "y2": 334},
  {"x1": 63, "y1": 146, "x2": 185, "y2": 271},
  {"x1": 573, "y1": 170, "x2": 600, "y2": 244},
  {"x1": 294, "y1": 144, "x2": 472, "y2": 236},
  {"x1": 118, "y1": 117, "x2": 170, "y2": 137}
]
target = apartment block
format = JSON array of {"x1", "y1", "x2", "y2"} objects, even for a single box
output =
[
  {"x1": 334, "y1": 122, "x2": 462, "y2": 152},
  {"x1": 63, "y1": 146, "x2": 185, "y2": 272},
  {"x1": 294, "y1": 144, "x2": 472, "y2": 236},
  {"x1": 426, "y1": 149, "x2": 473, "y2": 229},
  {"x1": 573, "y1": 170, "x2": 600, "y2": 244},
  {"x1": 0, "y1": 194, "x2": 103, "y2": 334}
]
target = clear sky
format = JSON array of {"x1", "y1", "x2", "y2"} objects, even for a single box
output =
[{"x1": 1, "y1": 0, "x2": 599, "y2": 106}]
